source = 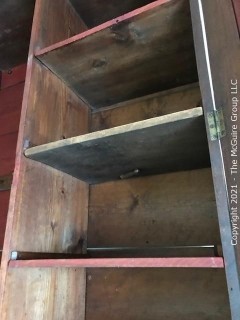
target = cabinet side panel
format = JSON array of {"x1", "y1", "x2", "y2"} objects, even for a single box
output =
[
  {"x1": 36, "y1": 0, "x2": 88, "y2": 50},
  {"x1": 1, "y1": 0, "x2": 89, "y2": 317},
  {"x1": 2, "y1": 268, "x2": 86, "y2": 320},
  {"x1": 9, "y1": 62, "x2": 89, "y2": 251}
]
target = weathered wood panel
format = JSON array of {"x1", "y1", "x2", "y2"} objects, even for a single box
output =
[
  {"x1": 0, "y1": 0, "x2": 90, "y2": 315},
  {"x1": 89, "y1": 168, "x2": 220, "y2": 248},
  {"x1": 91, "y1": 83, "x2": 201, "y2": 131},
  {"x1": 86, "y1": 268, "x2": 231, "y2": 320},
  {"x1": 10, "y1": 61, "x2": 89, "y2": 254},
  {"x1": 2, "y1": 268, "x2": 86, "y2": 320},
  {"x1": 37, "y1": 0, "x2": 197, "y2": 109},
  {"x1": 25, "y1": 107, "x2": 210, "y2": 184},
  {"x1": 36, "y1": 0, "x2": 88, "y2": 50}
]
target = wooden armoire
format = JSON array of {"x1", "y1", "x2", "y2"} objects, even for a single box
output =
[{"x1": 1, "y1": 0, "x2": 240, "y2": 319}]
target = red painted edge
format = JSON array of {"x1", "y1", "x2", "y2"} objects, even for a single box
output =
[
  {"x1": 0, "y1": 64, "x2": 27, "y2": 90},
  {"x1": 232, "y1": 0, "x2": 240, "y2": 34},
  {"x1": 9, "y1": 257, "x2": 224, "y2": 269},
  {"x1": 35, "y1": 0, "x2": 171, "y2": 57}
]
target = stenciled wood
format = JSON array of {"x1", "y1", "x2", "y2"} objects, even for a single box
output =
[
  {"x1": 89, "y1": 168, "x2": 220, "y2": 249},
  {"x1": 91, "y1": 83, "x2": 201, "y2": 131},
  {"x1": 2, "y1": 268, "x2": 86, "y2": 320},
  {"x1": 25, "y1": 107, "x2": 210, "y2": 184},
  {"x1": 70, "y1": 0, "x2": 155, "y2": 27},
  {"x1": 37, "y1": 0, "x2": 198, "y2": 109},
  {"x1": 86, "y1": 268, "x2": 231, "y2": 320},
  {"x1": 9, "y1": 257, "x2": 224, "y2": 269},
  {"x1": 190, "y1": 0, "x2": 240, "y2": 318}
]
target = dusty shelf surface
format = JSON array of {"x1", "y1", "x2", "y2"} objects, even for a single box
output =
[
  {"x1": 36, "y1": 0, "x2": 198, "y2": 109},
  {"x1": 25, "y1": 107, "x2": 210, "y2": 184}
]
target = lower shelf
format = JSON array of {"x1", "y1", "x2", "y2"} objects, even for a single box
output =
[{"x1": 3, "y1": 267, "x2": 231, "y2": 319}]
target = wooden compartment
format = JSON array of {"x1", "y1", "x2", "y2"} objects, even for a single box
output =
[
  {"x1": 2, "y1": 0, "x2": 239, "y2": 319},
  {"x1": 2, "y1": 268, "x2": 231, "y2": 320},
  {"x1": 36, "y1": 0, "x2": 197, "y2": 109}
]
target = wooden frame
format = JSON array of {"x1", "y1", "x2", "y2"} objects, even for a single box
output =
[
  {"x1": 190, "y1": 0, "x2": 240, "y2": 318},
  {"x1": 1, "y1": 0, "x2": 238, "y2": 319}
]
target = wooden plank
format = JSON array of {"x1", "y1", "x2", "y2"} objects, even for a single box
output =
[
  {"x1": 9, "y1": 257, "x2": 224, "y2": 269},
  {"x1": 8, "y1": 61, "x2": 90, "y2": 254},
  {"x1": 91, "y1": 83, "x2": 201, "y2": 131},
  {"x1": 2, "y1": 268, "x2": 86, "y2": 320},
  {"x1": 32, "y1": 0, "x2": 88, "y2": 50},
  {"x1": 190, "y1": 0, "x2": 240, "y2": 318},
  {"x1": 25, "y1": 107, "x2": 210, "y2": 184},
  {"x1": 37, "y1": 0, "x2": 198, "y2": 109},
  {"x1": 86, "y1": 268, "x2": 231, "y2": 320},
  {"x1": 0, "y1": 0, "x2": 90, "y2": 314},
  {"x1": 89, "y1": 168, "x2": 220, "y2": 248},
  {"x1": 70, "y1": 0, "x2": 155, "y2": 27}
]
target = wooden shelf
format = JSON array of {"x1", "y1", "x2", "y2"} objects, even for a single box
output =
[
  {"x1": 9, "y1": 257, "x2": 224, "y2": 269},
  {"x1": 36, "y1": 0, "x2": 197, "y2": 109},
  {"x1": 25, "y1": 107, "x2": 210, "y2": 184}
]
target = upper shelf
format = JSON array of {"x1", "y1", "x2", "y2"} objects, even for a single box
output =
[
  {"x1": 25, "y1": 107, "x2": 210, "y2": 184},
  {"x1": 36, "y1": 0, "x2": 198, "y2": 110}
]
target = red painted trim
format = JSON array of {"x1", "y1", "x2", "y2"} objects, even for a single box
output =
[
  {"x1": 36, "y1": 0, "x2": 171, "y2": 57},
  {"x1": 9, "y1": 257, "x2": 224, "y2": 269},
  {"x1": 0, "y1": 64, "x2": 26, "y2": 90}
]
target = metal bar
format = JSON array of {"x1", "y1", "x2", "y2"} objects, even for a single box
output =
[{"x1": 10, "y1": 251, "x2": 89, "y2": 261}]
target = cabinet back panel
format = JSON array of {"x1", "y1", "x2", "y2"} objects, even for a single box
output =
[
  {"x1": 89, "y1": 168, "x2": 220, "y2": 248},
  {"x1": 86, "y1": 268, "x2": 230, "y2": 320}
]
